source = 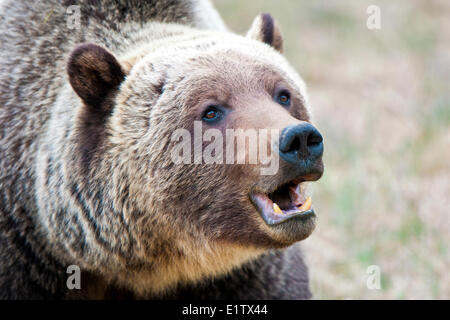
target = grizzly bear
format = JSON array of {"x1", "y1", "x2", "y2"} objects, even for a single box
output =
[{"x1": 0, "y1": 0, "x2": 324, "y2": 299}]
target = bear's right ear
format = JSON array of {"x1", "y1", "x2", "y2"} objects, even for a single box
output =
[
  {"x1": 246, "y1": 13, "x2": 283, "y2": 53},
  {"x1": 67, "y1": 43, "x2": 125, "y2": 111}
]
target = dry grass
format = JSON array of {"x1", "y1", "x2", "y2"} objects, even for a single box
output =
[{"x1": 214, "y1": 0, "x2": 450, "y2": 299}]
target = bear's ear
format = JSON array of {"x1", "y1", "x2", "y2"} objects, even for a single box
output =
[
  {"x1": 246, "y1": 13, "x2": 283, "y2": 53},
  {"x1": 67, "y1": 43, "x2": 125, "y2": 111}
]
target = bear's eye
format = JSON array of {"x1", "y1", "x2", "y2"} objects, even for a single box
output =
[
  {"x1": 202, "y1": 106, "x2": 223, "y2": 123},
  {"x1": 276, "y1": 90, "x2": 291, "y2": 106}
]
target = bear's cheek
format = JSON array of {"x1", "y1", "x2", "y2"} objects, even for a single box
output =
[{"x1": 154, "y1": 164, "x2": 260, "y2": 224}]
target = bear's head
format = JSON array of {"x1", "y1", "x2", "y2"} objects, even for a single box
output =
[{"x1": 63, "y1": 14, "x2": 324, "y2": 294}]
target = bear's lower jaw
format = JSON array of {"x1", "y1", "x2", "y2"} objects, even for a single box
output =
[{"x1": 248, "y1": 178, "x2": 317, "y2": 244}]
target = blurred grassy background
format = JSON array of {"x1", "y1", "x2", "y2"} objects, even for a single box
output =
[{"x1": 214, "y1": 0, "x2": 449, "y2": 299}]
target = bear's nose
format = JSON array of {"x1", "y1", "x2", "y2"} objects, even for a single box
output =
[{"x1": 279, "y1": 123, "x2": 323, "y2": 166}]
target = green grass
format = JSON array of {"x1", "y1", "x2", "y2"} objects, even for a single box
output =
[{"x1": 394, "y1": 213, "x2": 424, "y2": 243}]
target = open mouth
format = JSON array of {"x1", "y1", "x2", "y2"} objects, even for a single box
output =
[{"x1": 250, "y1": 180, "x2": 314, "y2": 225}]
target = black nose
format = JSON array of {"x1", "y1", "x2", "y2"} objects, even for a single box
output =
[{"x1": 279, "y1": 123, "x2": 323, "y2": 166}]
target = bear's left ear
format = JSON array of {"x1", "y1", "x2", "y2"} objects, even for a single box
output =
[
  {"x1": 246, "y1": 13, "x2": 283, "y2": 53},
  {"x1": 67, "y1": 43, "x2": 126, "y2": 111}
]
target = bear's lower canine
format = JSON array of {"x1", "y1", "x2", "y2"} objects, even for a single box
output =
[{"x1": 0, "y1": 0, "x2": 324, "y2": 299}]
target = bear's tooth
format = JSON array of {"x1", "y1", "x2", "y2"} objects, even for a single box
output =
[
  {"x1": 298, "y1": 197, "x2": 312, "y2": 212},
  {"x1": 273, "y1": 203, "x2": 283, "y2": 214}
]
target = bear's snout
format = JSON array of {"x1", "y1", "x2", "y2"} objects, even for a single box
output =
[{"x1": 279, "y1": 123, "x2": 324, "y2": 174}]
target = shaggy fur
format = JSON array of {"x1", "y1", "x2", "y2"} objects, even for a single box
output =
[{"x1": 0, "y1": 0, "x2": 321, "y2": 299}]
